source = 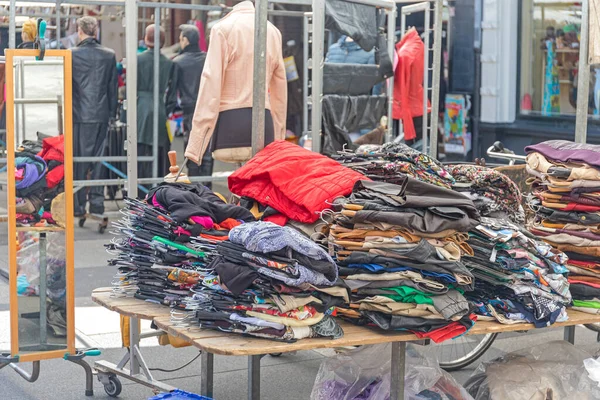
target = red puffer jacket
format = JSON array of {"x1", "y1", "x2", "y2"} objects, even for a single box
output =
[
  {"x1": 228, "y1": 140, "x2": 367, "y2": 223},
  {"x1": 37, "y1": 135, "x2": 64, "y2": 189}
]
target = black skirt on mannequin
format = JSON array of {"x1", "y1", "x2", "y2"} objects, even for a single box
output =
[{"x1": 212, "y1": 108, "x2": 275, "y2": 151}]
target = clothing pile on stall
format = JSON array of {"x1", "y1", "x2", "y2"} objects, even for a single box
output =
[
  {"x1": 333, "y1": 142, "x2": 455, "y2": 189},
  {"x1": 175, "y1": 221, "x2": 347, "y2": 341},
  {"x1": 13, "y1": 135, "x2": 65, "y2": 227},
  {"x1": 107, "y1": 183, "x2": 254, "y2": 305},
  {"x1": 526, "y1": 140, "x2": 600, "y2": 315},
  {"x1": 464, "y1": 217, "x2": 571, "y2": 327},
  {"x1": 449, "y1": 164, "x2": 525, "y2": 224},
  {"x1": 329, "y1": 177, "x2": 480, "y2": 343}
]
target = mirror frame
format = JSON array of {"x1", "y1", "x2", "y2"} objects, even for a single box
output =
[{"x1": 6, "y1": 49, "x2": 75, "y2": 362}]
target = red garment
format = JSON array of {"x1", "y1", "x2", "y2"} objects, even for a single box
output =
[
  {"x1": 263, "y1": 214, "x2": 288, "y2": 226},
  {"x1": 413, "y1": 314, "x2": 477, "y2": 344},
  {"x1": 568, "y1": 259, "x2": 600, "y2": 270},
  {"x1": 568, "y1": 278, "x2": 600, "y2": 289},
  {"x1": 392, "y1": 28, "x2": 430, "y2": 141},
  {"x1": 228, "y1": 140, "x2": 367, "y2": 223},
  {"x1": 562, "y1": 202, "x2": 600, "y2": 212},
  {"x1": 37, "y1": 135, "x2": 64, "y2": 189}
]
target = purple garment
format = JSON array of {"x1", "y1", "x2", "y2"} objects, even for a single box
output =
[
  {"x1": 15, "y1": 156, "x2": 47, "y2": 189},
  {"x1": 525, "y1": 140, "x2": 600, "y2": 168}
]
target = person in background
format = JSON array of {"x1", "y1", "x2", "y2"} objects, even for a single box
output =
[
  {"x1": 71, "y1": 16, "x2": 118, "y2": 217},
  {"x1": 137, "y1": 24, "x2": 178, "y2": 181},
  {"x1": 172, "y1": 24, "x2": 212, "y2": 185},
  {"x1": 18, "y1": 19, "x2": 37, "y2": 49}
]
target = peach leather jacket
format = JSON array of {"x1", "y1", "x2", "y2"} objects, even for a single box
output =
[{"x1": 184, "y1": 1, "x2": 287, "y2": 165}]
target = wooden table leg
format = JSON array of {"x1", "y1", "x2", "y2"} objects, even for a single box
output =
[
  {"x1": 390, "y1": 342, "x2": 406, "y2": 400},
  {"x1": 248, "y1": 355, "x2": 262, "y2": 400},
  {"x1": 200, "y1": 351, "x2": 214, "y2": 397}
]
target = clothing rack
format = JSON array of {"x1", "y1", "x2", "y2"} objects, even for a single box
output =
[
  {"x1": 307, "y1": 0, "x2": 444, "y2": 157},
  {"x1": 398, "y1": 0, "x2": 443, "y2": 158}
]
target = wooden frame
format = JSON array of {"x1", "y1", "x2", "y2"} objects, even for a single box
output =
[{"x1": 6, "y1": 49, "x2": 75, "y2": 362}]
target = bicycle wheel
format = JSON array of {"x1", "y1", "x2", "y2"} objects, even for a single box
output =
[{"x1": 438, "y1": 333, "x2": 498, "y2": 371}]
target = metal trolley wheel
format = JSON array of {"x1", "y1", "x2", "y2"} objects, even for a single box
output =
[
  {"x1": 438, "y1": 333, "x2": 498, "y2": 371},
  {"x1": 103, "y1": 375, "x2": 123, "y2": 398}
]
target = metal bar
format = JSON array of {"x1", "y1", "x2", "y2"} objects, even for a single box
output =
[
  {"x1": 200, "y1": 352, "x2": 214, "y2": 398},
  {"x1": 14, "y1": 60, "x2": 21, "y2": 146},
  {"x1": 38, "y1": 233, "x2": 48, "y2": 346},
  {"x1": 575, "y1": 0, "x2": 590, "y2": 144},
  {"x1": 67, "y1": 357, "x2": 95, "y2": 397},
  {"x1": 72, "y1": 156, "x2": 155, "y2": 162},
  {"x1": 137, "y1": 2, "x2": 223, "y2": 11},
  {"x1": 402, "y1": 2, "x2": 428, "y2": 13},
  {"x1": 302, "y1": 13, "x2": 310, "y2": 136},
  {"x1": 4, "y1": 0, "x2": 125, "y2": 5},
  {"x1": 564, "y1": 326, "x2": 576, "y2": 344},
  {"x1": 269, "y1": 0, "x2": 311, "y2": 4},
  {"x1": 248, "y1": 355, "x2": 261, "y2": 400},
  {"x1": 267, "y1": 10, "x2": 307, "y2": 17},
  {"x1": 152, "y1": 9, "x2": 160, "y2": 179},
  {"x1": 420, "y1": 5, "x2": 430, "y2": 153},
  {"x1": 385, "y1": 6, "x2": 396, "y2": 142},
  {"x1": 310, "y1": 0, "x2": 325, "y2": 153},
  {"x1": 14, "y1": 98, "x2": 62, "y2": 104},
  {"x1": 125, "y1": 0, "x2": 138, "y2": 199},
  {"x1": 133, "y1": 345, "x2": 154, "y2": 380},
  {"x1": 19, "y1": 59, "x2": 26, "y2": 142},
  {"x1": 129, "y1": 317, "x2": 140, "y2": 375},
  {"x1": 390, "y1": 342, "x2": 406, "y2": 400},
  {"x1": 251, "y1": 0, "x2": 269, "y2": 156},
  {"x1": 428, "y1": 0, "x2": 443, "y2": 158},
  {"x1": 8, "y1": 0, "x2": 15, "y2": 49},
  {"x1": 55, "y1": 0, "x2": 61, "y2": 44},
  {"x1": 345, "y1": 0, "x2": 395, "y2": 10}
]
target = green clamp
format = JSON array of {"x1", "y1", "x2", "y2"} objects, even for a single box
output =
[{"x1": 35, "y1": 18, "x2": 47, "y2": 61}]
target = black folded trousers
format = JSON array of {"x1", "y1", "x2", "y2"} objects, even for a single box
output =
[{"x1": 73, "y1": 122, "x2": 108, "y2": 215}]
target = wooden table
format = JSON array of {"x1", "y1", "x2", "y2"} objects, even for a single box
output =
[{"x1": 92, "y1": 287, "x2": 600, "y2": 400}]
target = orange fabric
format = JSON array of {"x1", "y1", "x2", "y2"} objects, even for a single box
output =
[
  {"x1": 392, "y1": 28, "x2": 430, "y2": 141},
  {"x1": 185, "y1": 1, "x2": 287, "y2": 164}
]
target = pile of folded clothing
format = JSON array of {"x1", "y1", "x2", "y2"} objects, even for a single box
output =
[
  {"x1": 465, "y1": 217, "x2": 572, "y2": 327},
  {"x1": 449, "y1": 164, "x2": 525, "y2": 224},
  {"x1": 107, "y1": 182, "x2": 255, "y2": 305},
  {"x1": 176, "y1": 221, "x2": 347, "y2": 341},
  {"x1": 328, "y1": 177, "x2": 480, "y2": 343},
  {"x1": 14, "y1": 135, "x2": 65, "y2": 227},
  {"x1": 333, "y1": 142, "x2": 456, "y2": 189},
  {"x1": 228, "y1": 140, "x2": 365, "y2": 226},
  {"x1": 525, "y1": 140, "x2": 600, "y2": 315}
]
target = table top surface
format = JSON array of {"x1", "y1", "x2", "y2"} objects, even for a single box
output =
[{"x1": 92, "y1": 287, "x2": 600, "y2": 356}]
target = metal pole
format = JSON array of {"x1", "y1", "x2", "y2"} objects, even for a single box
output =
[
  {"x1": 429, "y1": 0, "x2": 443, "y2": 158},
  {"x1": 390, "y1": 342, "x2": 406, "y2": 400},
  {"x1": 9, "y1": 0, "x2": 15, "y2": 49},
  {"x1": 575, "y1": 0, "x2": 590, "y2": 144},
  {"x1": 125, "y1": 0, "x2": 138, "y2": 199},
  {"x1": 55, "y1": 0, "x2": 61, "y2": 46},
  {"x1": 386, "y1": 6, "x2": 396, "y2": 142},
  {"x1": 200, "y1": 352, "x2": 214, "y2": 397},
  {"x1": 152, "y1": 9, "x2": 161, "y2": 178},
  {"x1": 19, "y1": 59, "x2": 26, "y2": 142},
  {"x1": 248, "y1": 355, "x2": 261, "y2": 400},
  {"x1": 302, "y1": 13, "x2": 310, "y2": 136},
  {"x1": 251, "y1": 0, "x2": 268, "y2": 155},
  {"x1": 38, "y1": 233, "x2": 48, "y2": 346},
  {"x1": 310, "y1": 0, "x2": 325, "y2": 153},
  {"x1": 422, "y1": 7, "x2": 430, "y2": 154},
  {"x1": 564, "y1": 326, "x2": 576, "y2": 344}
]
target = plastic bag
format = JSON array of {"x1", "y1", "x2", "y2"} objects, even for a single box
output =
[
  {"x1": 464, "y1": 340, "x2": 600, "y2": 400},
  {"x1": 310, "y1": 344, "x2": 473, "y2": 400},
  {"x1": 148, "y1": 389, "x2": 212, "y2": 400}
]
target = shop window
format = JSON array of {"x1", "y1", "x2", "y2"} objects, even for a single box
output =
[{"x1": 519, "y1": 0, "x2": 599, "y2": 117}]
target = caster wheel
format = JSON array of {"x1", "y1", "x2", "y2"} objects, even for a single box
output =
[
  {"x1": 98, "y1": 225, "x2": 106, "y2": 234},
  {"x1": 269, "y1": 353, "x2": 282, "y2": 357},
  {"x1": 103, "y1": 375, "x2": 122, "y2": 397},
  {"x1": 79, "y1": 218, "x2": 86, "y2": 228}
]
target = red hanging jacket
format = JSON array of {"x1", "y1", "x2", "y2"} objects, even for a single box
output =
[
  {"x1": 392, "y1": 28, "x2": 430, "y2": 141},
  {"x1": 37, "y1": 135, "x2": 64, "y2": 189},
  {"x1": 228, "y1": 140, "x2": 367, "y2": 223}
]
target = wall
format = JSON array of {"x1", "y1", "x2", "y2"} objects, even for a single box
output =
[{"x1": 479, "y1": 0, "x2": 518, "y2": 123}]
